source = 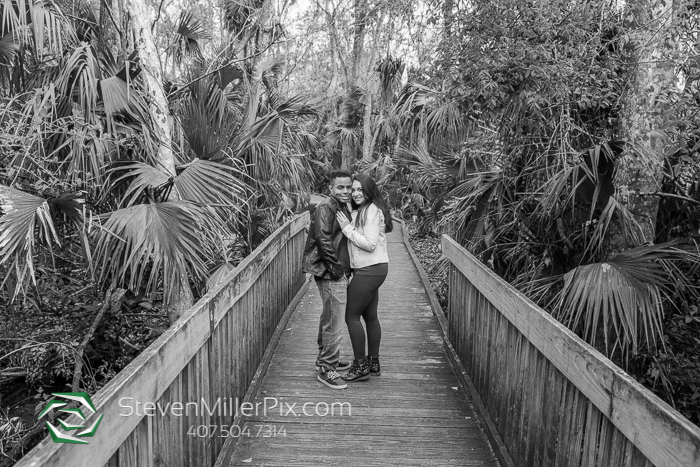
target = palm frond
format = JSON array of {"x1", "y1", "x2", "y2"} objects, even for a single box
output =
[
  {"x1": 238, "y1": 93, "x2": 320, "y2": 167},
  {"x1": 585, "y1": 196, "x2": 645, "y2": 258},
  {"x1": 555, "y1": 242, "x2": 697, "y2": 360},
  {"x1": 440, "y1": 171, "x2": 506, "y2": 245},
  {"x1": 425, "y1": 100, "x2": 464, "y2": 140},
  {"x1": 111, "y1": 162, "x2": 171, "y2": 207},
  {"x1": 242, "y1": 56, "x2": 285, "y2": 130},
  {"x1": 536, "y1": 165, "x2": 575, "y2": 216},
  {"x1": 113, "y1": 158, "x2": 250, "y2": 212},
  {"x1": 0, "y1": 185, "x2": 59, "y2": 294},
  {"x1": 93, "y1": 201, "x2": 220, "y2": 303},
  {"x1": 376, "y1": 56, "x2": 404, "y2": 107},
  {"x1": 171, "y1": 11, "x2": 208, "y2": 66},
  {"x1": 99, "y1": 73, "x2": 150, "y2": 134},
  {"x1": 1, "y1": 0, "x2": 76, "y2": 56},
  {"x1": 174, "y1": 158, "x2": 249, "y2": 211},
  {"x1": 395, "y1": 82, "x2": 437, "y2": 115},
  {"x1": 178, "y1": 96, "x2": 237, "y2": 160},
  {"x1": 394, "y1": 145, "x2": 453, "y2": 194},
  {"x1": 0, "y1": 31, "x2": 18, "y2": 65},
  {"x1": 537, "y1": 143, "x2": 617, "y2": 220},
  {"x1": 393, "y1": 82, "x2": 442, "y2": 146},
  {"x1": 0, "y1": 31, "x2": 18, "y2": 90},
  {"x1": 57, "y1": 43, "x2": 100, "y2": 123},
  {"x1": 275, "y1": 94, "x2": 323, "y2": 119},
  {"x1": 332, "y1": 125, "x2": 361, "y2": 152},
  {"x1": 48, "y1": 192, "x2": 84, "y2": 225}
]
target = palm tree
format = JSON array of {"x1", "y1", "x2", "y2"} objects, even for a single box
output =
[{"x1": 0, "y1": 0, "x2": 321, "y2": 324}]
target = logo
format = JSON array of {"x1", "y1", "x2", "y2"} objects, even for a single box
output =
[{"x1": 38, "y1": 392, "x2": 103, "y2": 444}]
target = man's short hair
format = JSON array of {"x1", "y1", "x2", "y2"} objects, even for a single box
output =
[{"x1": 328, "y1": 169, "x2": 352, "y2": 185}]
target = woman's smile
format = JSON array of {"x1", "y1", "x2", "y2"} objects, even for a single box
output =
[{"x1": 351, "y1": 180, "x2": 365, "y2": 205}]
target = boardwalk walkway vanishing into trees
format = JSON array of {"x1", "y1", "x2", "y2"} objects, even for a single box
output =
[{"x1": 16, "y1": 213, "x2": 700, "y2": 467}]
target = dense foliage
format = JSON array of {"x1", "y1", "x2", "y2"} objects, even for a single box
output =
[
  {"x1": 1, "y1": 0, "x2": 322, "y2": 460},
  {"x1": 2, "y1": 0, "x2": 700, "y2": 461},
  {"x1": 387, "y1": 0, "x2": 700, "y2": 422}
]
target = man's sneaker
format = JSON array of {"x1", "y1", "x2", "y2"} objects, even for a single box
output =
[
  {"x1": 342, "y1": 359, "x2": 370, "y2": 382},
  {"x1": 368, "y1": 356, "x2": 381, "y2": 376},
  {"x1": 315, "y1": 361, "x2": 352, "y2": 372},
  {"x1": 317, "y1": 369, "x2": 347, "y2": 390}
]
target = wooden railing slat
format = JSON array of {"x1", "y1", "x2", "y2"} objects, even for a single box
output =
[
  {"x1": 442, "y1": 234, "x2": 700, "y2": 467},
  {"x1": 568, "y1": 388, "x2": 588, "y2": 467},
  {"x1": 553, "y1": 380, "x2": 573, "y2": 466},
  {"x1": 542, "y1": 362, "x2": 562, "y2": 466},
  {"x1": 16, "y1": 213, "x2": 309, "y2": 467}
]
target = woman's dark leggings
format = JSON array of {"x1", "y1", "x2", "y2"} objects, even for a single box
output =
[{"x1": 345, "y1": 263, "x2": 388, "y2": 361}]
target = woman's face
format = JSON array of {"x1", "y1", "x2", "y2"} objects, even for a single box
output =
[{"x1": 351, "y1": 180, "x2": 366, "y2": 206}]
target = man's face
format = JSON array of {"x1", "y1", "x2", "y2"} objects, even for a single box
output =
[{"x1": 329, "y1": 177, "x2": 352, "y2": 204}]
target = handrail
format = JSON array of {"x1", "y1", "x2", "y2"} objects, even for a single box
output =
[
  {"x1": 17, "y1": 212, "x2": 310, "y2": 467},
  {"x1": 442, "y1": 235, "x2": 700, "y2": 467}
]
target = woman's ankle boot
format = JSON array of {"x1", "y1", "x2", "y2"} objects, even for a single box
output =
[
  {"x1": 368, "y1": 356, "x2": 381, "y2": 376},
  {"x1": 342, "y1": 358, "x2": 370, "y2": 382}
]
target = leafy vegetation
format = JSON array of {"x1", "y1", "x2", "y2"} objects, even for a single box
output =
[
  {"x1": 0, "y1": 0, "x2": 323, "y2": 460},
  {"x1": 389, "y1": 0, "x2": 700, "y2": 424},
  {"x1": 2, "y1": 0, "x2": 700, "y2": 461}
]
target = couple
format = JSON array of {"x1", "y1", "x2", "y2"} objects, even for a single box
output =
[{"x1": 302, "y1": 169, "x2": 393, "y2": 390}]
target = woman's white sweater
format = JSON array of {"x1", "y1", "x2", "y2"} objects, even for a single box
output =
[{"x1": 342, "y1": 203, "x2": 389, "y2": 269}]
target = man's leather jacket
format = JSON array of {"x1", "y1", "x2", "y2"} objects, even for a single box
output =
[{"x1": 302, "y1": 196, "x2": 351, "y2": 280}]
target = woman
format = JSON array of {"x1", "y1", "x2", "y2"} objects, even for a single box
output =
[{"x1": 335, "y1": 173, "x2": 393, "y2": 382}]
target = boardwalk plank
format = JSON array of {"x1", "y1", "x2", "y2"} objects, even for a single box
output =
[{"x1": 219, "y1": 225, "x2": 500, "y2": 466}]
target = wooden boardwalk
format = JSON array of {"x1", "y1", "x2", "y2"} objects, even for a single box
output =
[
  {"x1": 17, "y1": 212, "x2": 700, "y2": 467},
  {"x1": 219, "y1": 223, "x2": 500, "y2": 466}
]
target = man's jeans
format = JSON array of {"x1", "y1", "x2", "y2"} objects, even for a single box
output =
[{"x1": 315, "y1": 276, "x2": 348, "y2": 371}]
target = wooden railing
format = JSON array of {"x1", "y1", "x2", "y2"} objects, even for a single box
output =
[
  {"x1": 442, "y1": 235, "x2": 700, "y2": 467},
  {"x1": 17, "y1": 212, "x2": 310, "y2": 467}
]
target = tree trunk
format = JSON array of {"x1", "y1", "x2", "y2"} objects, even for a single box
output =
[
  {"x1": 441, "y1": 0, "x2": 454, "y2": 82},
  {"x1": 246, "y1": 64, "x2": 264, "y2": 131},
  {"x1": 341, "y1": 141, "x2": 353, "y2": 169},
  {"x1": 126, "y1": 0, "x2": 176, "y2": 176},
  {"x1": 613, "y1": 0, "x2": 675, "y2": 246},
  {"x1": 324, "y1": 4, "x2": 338, "y2": 97},
  {"x1": 341, "y1": 0, "x2": 370, "y2": 170},
  {"x1": 254, "y1": 0, "x2": 273, "y2": 56},
  {"x1": 126, "y1": 0, "x2": 191, "y2": 323},
  {"x1": 362, "y1": 92, "x2": 373, "y2": 159},
  {"x1": 327, "y1": 36, "x2": 338, "y2": 98},
  {"x1": 360, "y1": 8, "x2": 386, "y2": 162},
  {"x1": 107, "y1": 0, "x2": 129, "y2": 63},
  {"x1": 350, "y1": 0, "x2": 369, "y2": 88}
]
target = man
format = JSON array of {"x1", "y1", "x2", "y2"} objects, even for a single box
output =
[{"x1": 302, "y1": 169, "x2": 353, "y2": 390}]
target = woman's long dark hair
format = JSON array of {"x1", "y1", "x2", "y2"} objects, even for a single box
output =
[{"x1": 350, "y1": 173, "x2": 393, "y2": 233}]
